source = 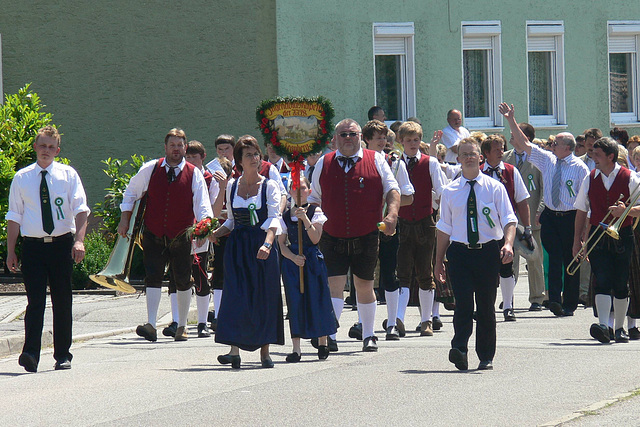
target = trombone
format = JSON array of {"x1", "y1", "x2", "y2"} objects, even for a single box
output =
[{"x1": 567, "y1": 188, "x2": 640, "y2": 276}]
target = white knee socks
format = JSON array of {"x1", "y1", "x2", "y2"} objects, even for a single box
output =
[
  {"x1": 397, "y1": 287, "x2": 410, "y2": 322},
  {"x1": 146, "y1": 287, "x2": 162, "y2": 328},
  {"x1": 213, "y1": 289, "x2": 223, "y2": 318},
  {"x1": 628, "y1": 317, "x2": 637, "y2": 329},
  {"x1": 177, "y1": 289, "x2": 192, "y2": 328},
  {"x1": 330, "y1": 297, "x2": 344, "y2": 340},
  {"x1": 359, "y1": 301, "x2": 376, "y2": 339},
  {"x1": 432, "y1": 300, "x2": 440, "y2": 318},
  {"x1": 500, "y1": 276, "x2": 516, "y2": 310},
  {"x1": 385, "y1": 290, "x2": 399, "y2": 327},
  {"x1": 170, "y1": 292, "x2": 178, "y2": 323},
  {"x1": 595, "y1": 294, "x2": 612, "y2": 326},
  {"x1": 196, "y1": 294, "x2": 210, "y2": 324},
  {"x1": 419, "y1": 289, "x2": 434, "y2": 323},
  {"x1": 613, "y1": 297, "x2": 629, "y2": 331}
]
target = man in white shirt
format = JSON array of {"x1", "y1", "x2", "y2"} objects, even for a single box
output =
[
  {"x1": 7, "y1": 126, "x2": 90, "y2": 372},
  {"x1": 435, "y1": 137, "x2": 517, "y2": 371},
  {"x1": 118, "y1": 128, "x2": 213, "y2": 342},
  {"x1": 441, "y1": 109, "x2": 471, "y2": 164}
]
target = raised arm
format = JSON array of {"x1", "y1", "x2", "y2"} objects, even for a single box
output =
[{"x1": 499, "y1": 103, "x2": 532, "y2": 156}]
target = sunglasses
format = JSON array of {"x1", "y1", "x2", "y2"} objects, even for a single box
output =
[{"x1": 339, "y1": 132, "x2": 360, "y2": 138}]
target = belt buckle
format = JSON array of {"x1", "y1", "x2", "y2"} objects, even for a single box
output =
[
  {"x1": 466, "y1": 243, "x2": 482, "y2": 250},
  {"x1": 43, "y1": 236, "x2": 53, "y2": 243}
]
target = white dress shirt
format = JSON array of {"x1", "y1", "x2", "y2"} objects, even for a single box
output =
[
  {"x1": 402, "y1": 152, "x2": 448, "y2": 199},
  {"x1": 529, "y1": 145, "x2": 590, "y2": 212},
  {"x1": 481, "y1": 161, "x2": 530, "y2": 203},
  {"x1": 192, "y1": 166, "x2": 221, "y2": 254},
  {"x1": 574, "y1": 164, "x2": 640, "y2": 212},
  {"x1": 437, "y1": 172, "x2": 517, "y2": 244},
  {"x1": 7, "y1": 161, "x2": 91, "y2": 238},
  {"x1": 308, "y1": 148, "x2": 401, "y2": 206},
  {"x1": 221, "y1": 177, "x2": 284, "y2": 234},
  {"x1": 441, "y1": 125, "x2": 470, "y2": 164},
  {"x1": 120, "y1": 158, "x2": 213, "y2": 222},
  {"x1": 381, "y1": 151, "x2": 414, "y2": 196}
]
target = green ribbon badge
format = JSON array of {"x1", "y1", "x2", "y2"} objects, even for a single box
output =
[
  {"x1": 248, "y1": 203, "x2": 259, "y2": 226},
  {"x1": 527, "y1": 174, "x2": 536, "y2": 191},
  {"x1": 54, "y1": 197, "x2": 64, "y2": 220},
  {"x1": 482, "y1": 207, "x2": 495, "y2": 228},
  {"x1": 566, "y1": 179, "x2": 575, "y2": 197}
]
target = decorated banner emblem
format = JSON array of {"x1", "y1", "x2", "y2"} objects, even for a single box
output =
[{"x1": 256, "y1": 96, "x2": 335, "y2": 293}]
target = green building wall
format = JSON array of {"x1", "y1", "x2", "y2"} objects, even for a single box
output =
[
  {"x1": 276, "y1": 0, "x2": 640, "y2": 139},
  {"x1": 0, "y1": 0, "x2": 278, "y2": 203}
]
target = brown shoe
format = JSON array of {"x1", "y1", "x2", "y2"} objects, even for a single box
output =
[
  {"x1": 136, "y1": 323, "x2": 157, "y2": 342},
  {"x1": 174, "y1": 326, "x2": 188, "y2": 341},
  {"x1": 420, "y1": 320, "x2": 433, "y2": 336}
]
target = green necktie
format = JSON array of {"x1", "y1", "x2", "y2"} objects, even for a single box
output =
[
  {"x1": 467, "y1": 180, "x2": 479, "y2": 247},
  {"x1": 40, "y1": 170, "x2": 54, "y2": 234}
]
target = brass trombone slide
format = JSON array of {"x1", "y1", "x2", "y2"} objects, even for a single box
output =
[{"x1": 567, "y1": 187, "x2": 640, "y2": 276}]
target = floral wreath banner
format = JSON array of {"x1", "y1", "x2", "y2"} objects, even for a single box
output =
[{"x1": 256, "y1": 96, "x2": 334, "y2": 163}]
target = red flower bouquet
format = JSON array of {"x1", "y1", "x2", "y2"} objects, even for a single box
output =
[{"x1": 188, "y1": 217, "x2": 219, "y2": 239}]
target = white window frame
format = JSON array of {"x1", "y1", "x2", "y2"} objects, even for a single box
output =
[
  {"x1": 372, "y1": 22, "x2": 416, "y2": 123},
  {"x1": 608, "y1": 21, "x2": 640, "y2": 125},
  {"x1": 526, "y1": 21, "x2": 566, "y2": 128},
  {"x1": 461, "y1": 21, "x2": 503, "y2": 130}
]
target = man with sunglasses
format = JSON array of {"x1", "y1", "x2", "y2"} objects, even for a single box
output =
[
  {"x1": 500, "y1": 103, "x2": 589, "y2": 318},
  {"x1": 309, "y1": 119, "x2": 400, "y2": 352}
]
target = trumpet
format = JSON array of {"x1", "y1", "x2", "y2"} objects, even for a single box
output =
[{"x1": 567, "y1": 187, "x2": 640, "y2": 276}]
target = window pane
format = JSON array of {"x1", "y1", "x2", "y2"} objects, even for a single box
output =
[
  {"x1": 528, "y1": 51, "x2": 554, "y2": 116},
  {"x1": 375, "y1": 55, "x2": 402, "y2": 121},
  {"x1": 463, "y1": 50, "x2": 490, "y2": 118},
  {"x1": 610, "y1": 53, "x2": 635, "y2": 113}
]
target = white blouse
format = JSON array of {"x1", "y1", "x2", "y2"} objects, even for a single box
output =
[
  {"x1": 222, "y1": 176, "x2": 284, "y2": 234},
  {"x1": 282, "y1": 206, "x2": 327, "y2": 233}
]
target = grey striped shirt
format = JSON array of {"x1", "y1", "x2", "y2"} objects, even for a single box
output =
[{"x1": 529, "y1": 145, "x2": 590, "y2": 212}]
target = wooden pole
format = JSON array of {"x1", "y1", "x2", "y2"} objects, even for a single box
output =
[{"x1": 297, "y1": 175, "x2": 304, "y2": 294}]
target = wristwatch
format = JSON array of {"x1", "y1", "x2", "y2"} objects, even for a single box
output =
[{"x1": 263, "y1": 242, "x2": 272, "y2": 249}]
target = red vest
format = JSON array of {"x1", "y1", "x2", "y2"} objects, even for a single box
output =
[
  {"x1": 203, "y1": 169, "x2": 213, "y2": 189},
  {"x1": 399, "y1": 155, "x2": 433, "y2": 221},
  {"x1": 320, "y1": 150, "x2": 383, "y2": 238},
  {"x1": 588, "y1": 167, "x2": 633, "y2": 228},
  {"x1": 232, "y1": 160, "x2": 272, "y2": 179},
  {"x1": 482, "y1": 162, "x2": 517, "y2": 211},
  {"x1": 145, "y1": 159, "x2": 195, "y2": 239}
]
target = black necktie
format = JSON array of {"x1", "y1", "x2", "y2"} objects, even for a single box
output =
[
  {"x1": 407, "y1": 156, "x2": 418, "y2": 171},
  {"x1": 484, "y1": 166, "x2": 502, "y2": 182},
  {"x1": 467, "y1": 180, "x2": 479, "y2": 247},
  {"x1": 167, "y1": 166, "x2": 177, "y2": 183},
  {"x1": 40, "y1": 170, "x2": 54, "y2": 235},
  {"x1": 337, "y1": 156, "x2": 355, "y2": 171}
]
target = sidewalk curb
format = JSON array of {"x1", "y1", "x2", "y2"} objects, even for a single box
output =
[
  {"x1": 0, "y1": 307, "x2": 200, "y2": 358},
  {"x1": 539, "y1": 390, "x2": 639, "y2": 426}
]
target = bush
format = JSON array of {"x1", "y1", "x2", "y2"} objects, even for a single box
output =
[
  {"x1": 93, "y1": 155, "x2": 146, "y2": 237},
  {"x1": 72, "y1": 230, "x2": 113, "y2": 289}
]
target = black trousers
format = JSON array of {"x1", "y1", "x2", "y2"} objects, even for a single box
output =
[
  {"x1": 539, "y1": 209, "x2": 579, "y2": 311},
  {"x1": 210, "y1": 235, "x2": 228, "y2": 290},
  {"x1": 590, "y1": 225, "x2": 634, "y2": 299},
  {"x1": 378, "y1": 232, "x2": 399, "y2": 292},
  {"x1": 21, "y1": 233, "x2": 74, "y2": 364},
  {"x1": 447, "y1": 240, "x2": 500, "y2": 362}
]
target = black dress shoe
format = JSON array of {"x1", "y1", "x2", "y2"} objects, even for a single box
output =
[
  {"x1": 285, "y1": 352, "x2": 301, "y2": 363},
  {"x1": 415, "y1": 322, "x2": 421, "y2": 332},
  {"x1": 384, "y1": 318, "x2": 406, "y2": 337},
  {"x1": 549, "y1": 302, "x2": 563, "y2": 316},
  {"x1": 385, "y1": 325, "x2": 400, "y2": 341},
  {"x1": 609, "y1": 327, "x2": 615, "y2": 340},
  {"x1": 503, "y1": 309, "x2": 517, "y2": 322},
  {"x1": 529, "y1": 303, "x2": 543, "y2": 311},
  {"x1": 18, "y1": 353, "x2": 37, "y2": 373},
  {"x1": 197, "y1": 323, "x2": 211, "y2": 338},
  {"x1": 477, "y1": 360, "x2": 493, "y2": 370},
  {"x1": 210, "y1": 318, "x2": 217, "y2": 332},
  {"x1": 448, "y1": 348, "x2": 468, "y2": 371},
  {"x1": 590, "y1": 323, "x2": 610, "y2": 343},
  {"x1": 348, "y1": 323, "x2": 363, "y2": 340},
  {"x1": 218, "y1": 353, "x2": 241, "y2": 369},
  {"x1": 328, "y1": 337, "x2": 338, "y2": 352},
  {"x1": 498, "y1": 301, "x2": 503, "y2": 310},
  {"x1": 432, "y1": 317, "x2": 443, "y2": 331},
  {"x1": 562, "y1": 309, "x2": 574, "y2": 317},
  {"x1": 317, "y1": 345, "x2": 329, "y2": 360},
  {"x1": 162, "y1": 321, "x2": 178, "y2": 337},
  {"x1": 261, "y1": 357, "x2": 274, "y2": 368},
  {"x1": 362, "y1": 336, "x2": 378, "y2": 352},
  {"x1": 629, "y1": 327, "x2": 640, "y2": 340},
  {"x1": 54, "y1": 359, "x2": 71, "y2": 370},
  {"x1": 615, "y1": 328, "x2": 630, "y2": 343}
]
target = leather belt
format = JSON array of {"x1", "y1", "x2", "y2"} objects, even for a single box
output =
[{"x1": 23, "y1": 232, "x2": 72, "y2": 243}]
